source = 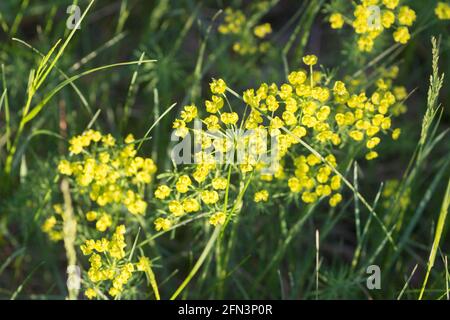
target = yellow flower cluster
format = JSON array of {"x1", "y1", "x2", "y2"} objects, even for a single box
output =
[
  {"x1": 329, "y1": 0, "x2": 416, "y2": 51},
  {"x1": 288, "y1": 154, "x2": 343, "y2": 207},
  {"x1": 218, "y1": 8, "x2": 246, "y2": 34},
  {"x1": 153, "y1": 172, "x2": 225, "y2": 230},
  {"x1": 435, "y1": 2, "x2": 450, "y2": 20},
  {"x1": 253, "y1": 23, "x2": 272, "y2": 38},
  {"x1": 80, "y1": 225, "x2": 151, "y2": 299},
  {"x1": 153, "y1": 55, "x2": 407, "y2": 229},
  {"x1": 218, "y1": 7, "x2": 272, "y2": 55},
  {"x1": 58, "y1": 130, "x2": 156, "y2": 218},
  {"x1": 239, "y1": 55, "x2": 405, "y2": 205},
  {"x1": 254, "y1": 189, "x2": 269, "y2": 203}
]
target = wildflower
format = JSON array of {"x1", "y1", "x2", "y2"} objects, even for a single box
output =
[
  {"x1": 393, "y1": 26, "x2": 410, "y2": 44},
  {"x1": 58, "y1": 160, "x2": 73, "y2": 175},
  {"x1": 288, "y1": 71, "x2": 307, "y2": 85},
  {"x1": 205, "y1": 95, "x2": 224, "y2": 113},
  {"x1": 169, "y1": 200, "x2": 185, "y2": 217},
  {"x1": 383, "y1": 0, "x2": 399, "y2": 10},
  {"x1": 209, "y1": 212, "x2": 226, "y2": 226},
  {"x1": 330, "y1": 176, "x2": 341, "y2": 190},
  {"x1": 124, "y1": 134, "x2": 135, "y2": 144},
  {"x1": 136, "y1": 256, "x2": 151, "y2": 272},
  {"x1": 201, "y1": 190, "x2": 219, "y2": 205},
  {"x1": 176, "y1": 175, "x2": 192, "y2": 193},
  {"x1": 85, "y1": 288, "x2": 97, "y2": 299},
  {"x1": 182, "y1": 198, "x2": 200, "y2": 213},
  {"x1": 329, "y1": 13, "x2": 345, "y2": 29},
  {"x1": 218, "y1": 8, "x2": 245, "y2": 34},
  {"x1": 154, "y1": 217, "x2": 172, "y2": 231},
  {"x1": 181, "y1": 105, "x2": 198, "y2": 123},
  {"x1": 254, "y1": 190, "x2": 269, "y2": 202},
  {"x1": 329, "y1": 1, "x2": 415, "y2": 51},
  {"x1": 86, "y1": 211, "x2": 97, "y2": 222},
  {"x1": 42, "y1": 216, "x2": 56, "y2": 233},
  {"x1": 397, "y1": 6, "x2": 416, "y2": 26},
  {"x1": 435, "y1": 2, "x2": 450, "y2": 19},
  {"x1": 365, "y1": 151, "x2": 379, "y2": 160},
  {"x1": 221, "y1": 112, "x2": 239, "y2": 125},
  {"x1": 212, "y1": 177, "x2": 228, "y2": 190},
  {"x1": 154, "y1": 185, "x2": 171, "y2": 199},
  {"x1": 366, "y1": 137, "x2": 381, "y2": 149},
  {"x1": 253, "y1": 23, "x2": 272, "y2": 38},
  {"x1": 102, "y1": 134, "x2": 116, "y2": 146},
  {"x1": 329, "y1": 193, "x2": 343, "y2": 207},
  {"x1": 210, "y1": 79, "x2": 227, "y2": 95},
  {"x1": 381, "y1": 10, "x2": 396, "y2": 28},
  {"x1": 349, "y1": 130, "x2": 364, "y2": 141},
  {"x1": 392, "y1": 128, "x2": 401, "y2": 140},
  {"x1": 96, "y1": 213, "x2": 112, "y2": 232},
  {"x1": 303, "y1": 54, "x2": 318, "y2": 66},
  {"x1": 173, "y1": 119, "x2": 189, "y2": 138}
]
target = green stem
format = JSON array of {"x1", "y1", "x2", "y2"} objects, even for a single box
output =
[{"x1": 170, "y1": 226, "x2": 222, "y2": 300}]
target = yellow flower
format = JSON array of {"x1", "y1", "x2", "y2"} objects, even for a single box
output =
[
  {"x1": 358, "y1": 36, "x2": 374, "y2": 52},
  {"x1": 383, "y1": 0, "x2": 399, "y2": 10},
  {"x1": 53, "y1": 204, "x2": 63, "y2": 215},
  {"x1": 288, "y1": 71, "x2": 307, "y2": 85},
  {"x1": 124, "y1": 133, "x2": 135, "y2": 144},
  {"x1": 349, "y1": 130, "x2": 364, "y2": 141},
  {"x1": 253, "y1": 23, "x2": 272, "y2": 38},
  {"x1": 329, "y1": 193, "x2": 342, "y2": 207},
  {"x1": 127, "y1": 198, "x2": 147, "y2": 215},
  {"x1": 169, "y1": 200, "x2": 185, "y2": 217},
  {"x1": 201, "y1": 190, "x2": 219, "y2": 205},
  {"x1": 329, "y1": 13, "x2": 344, "y2": 29},
  {"x1": 205, "y1": 95, "x2": 224, "y2": 113},
  {"x1": 85, "y1": 288, "x2": 97, "y2": 299},
  {"x1": 333, "y1": 81, "x2": 348, "y2": 96},
  {"x1": 42, "y1": 216, "x2": 56, "y2": 233},
  {"x1": 381, "y1": 10, "x2": 395, "y2": 28},
  {"x1": 288, "y1": 177, "x2": 302, "y2": 193},
  {"x1": 204, "y1": 115, "x2": 221, "y2": 131},
  {"x1": 154, "y1": 217, "x2": 172, "y2": 231},
  {"x1": 392, "y1": 128, "x2": 401, "y2": 140},
  {"x1": 330, "y1": 176, "x2": 341, "y2": 190},
  {"x1": 102, "y1": 134, "x2": 116, "y2": 147},
  {"x1": 210, "y1": 79, "x2": 227, "y2": 95},
  {"x1": 435, "y1": 2, "x2": 450, "y2": 20},
  {"x1": 365, "y1": 151, "x2": 379, "y2": 160},
  {"x1": 180, "y1": 105, "x2": 198, "y2": 123},
  {"x1": 303, "y1": 54, "x2": 318, "y2": 66},
  {"x1": 301, "y1": 191, "x2": 317, "y2": 203},
  {"x1": 254, "y1": 190, "x2": 269, "y2": 203},
  {"x1": 154, "y1": 185, "x2": 171, "y2": 199},
  {"x1": 109, "y1": 287, "x2": 120, "y2": 297},
  {"x1": 212, "y1": 177, "x2": 228, "y2": 190},
  {"x1": 209, "y1": 211, "x2": 226, "y2": 226},
  {"x1": 366, "y1": 137, "x2": 381, "y2": 149},
  {"x1": 218, "y1": 8, "x2": 245, "y2": 34},
  {"x1": 173, "y1": 119, "x2": 189, "y2": 138},
  {"x1": 182, "y1": 198, "x2": 200, "y2": 213},
  {"x1": 176, "y1": 175, "x2": 192, "y2": 193},
  {"x1": 397, "y1": 6, "x2": 416, "y2": 26},
  {"x1": 58, "y1": 160, "x2": 73, "y2": 175},
  {"x1": 96, "y1": 213, "x2": 112, "y2": 232},
  {"x1": 86, "y1": 211, "x2": 97, "y2": 222},
  {"x1": 136, "y1": 256, "x2": 151, "y2": 271},
  {"x1": 220, "y1": 112, "x2": 239, "y2": 125}
]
